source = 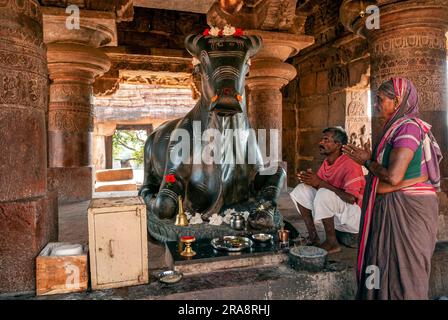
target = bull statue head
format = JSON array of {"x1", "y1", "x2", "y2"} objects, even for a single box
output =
[{"x1": 185, "y1": 31, "x2": 262, "y2": 117}]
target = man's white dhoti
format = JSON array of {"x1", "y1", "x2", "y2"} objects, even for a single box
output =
[{"x1": 289, "y1": 183, "x2": 361, "y2": 234}]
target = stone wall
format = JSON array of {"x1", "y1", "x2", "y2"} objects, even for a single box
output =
[{"x1": 283, "y1": 0, "x2": 370, "y2": 186}]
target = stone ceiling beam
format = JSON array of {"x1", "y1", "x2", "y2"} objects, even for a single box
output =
[
  {"x1": 93, "y1": 51, "x2": 198, "y2": 98},
  {"x1": 40, "y1": 0, "x2": 134, "y2": 22},
  {"x1": 134, "y1": 0, "x2": 215, "y2": 13}
]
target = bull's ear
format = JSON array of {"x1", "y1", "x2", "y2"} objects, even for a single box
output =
[
  {"x1": 185, "y1": 34, "x2": 204, "y2": 58},
  {"x1": 245, "y1": 35, "x2": 262, "y2": 57}
]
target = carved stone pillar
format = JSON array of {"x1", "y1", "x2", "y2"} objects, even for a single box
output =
[
  {"x1": 246, "y1": 30, "x2": 314, "y2": 160},
  {"x1": 0, "y1": 0, "x2": 57, "y2": 293},
  {"x1": 341, "y1": 0, "x2": 448, "y2": 238},
  {"x1": 43, "y1": 8, "x2": 114, "y2": 203}
]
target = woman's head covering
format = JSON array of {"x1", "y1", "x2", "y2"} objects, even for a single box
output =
[{"x1": 377, "y1": 77, "x2": 419, "y2": 131}]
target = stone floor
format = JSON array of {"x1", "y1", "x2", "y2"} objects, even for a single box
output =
[{"x1": 4, "y1": 190, "x2": 448, "y2": 300}]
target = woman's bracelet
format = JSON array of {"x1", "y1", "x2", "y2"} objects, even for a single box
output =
[{"x1": 364, "y1": 159, "x2": 374, "y2": 170}]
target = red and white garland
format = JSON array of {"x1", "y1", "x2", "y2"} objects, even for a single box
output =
[{"x1": 203, "y1": 25, "x2": 244, "y2": 37}]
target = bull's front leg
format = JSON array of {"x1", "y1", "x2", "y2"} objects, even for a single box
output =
[
  {"x1": 249, "y1": 165, "x2": 286, "y2": 230},
  {"x1": 151, "y1": 123, "x2": 192, "y2": 220},
  {"x1": 151, "y1": 175, "x2": 184, "y2": 220}
]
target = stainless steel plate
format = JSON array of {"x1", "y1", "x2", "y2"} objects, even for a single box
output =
[
  {"x1": 251, "y1": 233, "x2": 273, "y2": 243},
  {"x1": 158, "y1": 270, "x2": 183, "y2": 284},
  {"x1": 211, "y1": 236, "x2": 253, "y2": 252}
]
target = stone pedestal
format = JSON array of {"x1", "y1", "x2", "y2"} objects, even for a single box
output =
[
  {"x1": 43, "y1": 8, "x2": 114, "y2": 203},
  {"x1": 0, "y1": 0, "x2": 57, "y2": 293},
  {"x1": 246, "y1": 30, "x2": 314, "y2": 160}
]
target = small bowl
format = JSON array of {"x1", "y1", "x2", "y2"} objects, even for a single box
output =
[
  {"x1": 157, "y1": 270, "x2": 183, "y2": 284},
  {"x1": 251, "y1": 233, "x2": 273, "y2": 243}
]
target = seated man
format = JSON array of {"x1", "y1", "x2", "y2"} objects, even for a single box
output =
[{"x1": 290, "y1": 127, "x2": 365, "y2": 254}]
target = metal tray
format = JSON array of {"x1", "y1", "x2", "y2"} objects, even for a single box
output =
[
  {"x1": 211, "y1": 236, "x2": 253, "y2": 252},
  {"x1": 251, "y1": 233, "x2": 274, "y2": 243}
]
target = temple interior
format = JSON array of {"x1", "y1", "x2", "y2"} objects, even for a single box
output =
[{"x1": 1, "y1": 0, "x2": 448, "y2": 300}]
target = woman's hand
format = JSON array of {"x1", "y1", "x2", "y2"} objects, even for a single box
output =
[{"x1": 342, "y1": 140, "x2": 372, "y2": 166}]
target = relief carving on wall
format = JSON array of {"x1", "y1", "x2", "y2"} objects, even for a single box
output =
[
  {"x1": 345, "y1": 90, "x2": 371, "y2": 148},
  {"x1": 329, "y1": 65, "x2": 349, "y2": 90}
]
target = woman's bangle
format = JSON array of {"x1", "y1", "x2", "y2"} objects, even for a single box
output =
[{"x1": 364, "y1": 159, "x2": 373, "y2": 170}]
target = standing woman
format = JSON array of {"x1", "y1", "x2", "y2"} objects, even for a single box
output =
[{"x1": 343, "y1": 78, "x2": 443, "y2": 300}]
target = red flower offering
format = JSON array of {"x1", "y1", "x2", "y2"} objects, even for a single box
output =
[
  {"x1": 203, "y1": 28, "x2": 210, "y2": 36},
  {"x1": 180, "y1": 236, "x2": 195, "y2": 241},
  {"x1": 234, "y1": 28, "x2": 244, "y2": 37},
  {"x1": 165, "y1": 174, "x2": 176, "y2": 185}
]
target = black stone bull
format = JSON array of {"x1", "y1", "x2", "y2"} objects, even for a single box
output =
[{"x1": 139, "y1": 33, "x2": 285, "y2": 231}]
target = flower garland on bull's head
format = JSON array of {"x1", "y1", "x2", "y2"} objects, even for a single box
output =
[
  {"x1": 191, "y1": 25, "x2": 247, "y2": 68},
  {"x1": 186, "y1": 25, "x2": 262, "y2": 110},
  {"x1": 203, "y1": 25, "x2": 244, "y2": 37}
]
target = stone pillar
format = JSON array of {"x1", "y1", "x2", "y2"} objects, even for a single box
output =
[
  {"x1": 93, "y1": 123, "x2": 116, "y2": 171},
  {"x1": 43, "y1": 8, "x2": 115, "y2": 203},
  {"x1": 246, "y1": 30, "x2": 314, "y2": 160},
  {"x1": 93, "y1": 135, "x2": 107, "y2": 171},
  {"x1": 0, "y1": 0, "x2": 58, "y2": 293},
  {"x1": 341, "y1": 0, "x2": 448, "y2": 238},
  {"x1": 105, "y1": 135, "x2": 114, "y2": 169}
]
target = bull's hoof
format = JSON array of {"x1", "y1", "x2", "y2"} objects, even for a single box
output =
[{"x1": 152, "y1": 189, "x2": 178, "y2": 219}]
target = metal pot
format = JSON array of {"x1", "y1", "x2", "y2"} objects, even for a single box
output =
[
  {"x1": 230, "y1": 213, "x2": 245, "y2": 230},
  {"x1": 288, "y1": 246, "x2": 327, "y2": 272}
]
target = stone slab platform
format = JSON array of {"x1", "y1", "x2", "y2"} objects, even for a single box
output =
[{"x1": 165, "y1": 238, "x2": 289, "y2": 276}]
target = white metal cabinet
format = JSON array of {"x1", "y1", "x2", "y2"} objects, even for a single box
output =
[{"x1": 88, "y1": 197, "x2": 148, "y2": 290}]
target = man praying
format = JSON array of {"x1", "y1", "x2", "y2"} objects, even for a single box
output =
[{"x1": 290, "y1": 127, "x2": 366, "y2": 254}]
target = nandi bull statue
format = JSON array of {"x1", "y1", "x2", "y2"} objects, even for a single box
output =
[{"x1": 139, "y1": 27, "x2": 286, "y2": 242}]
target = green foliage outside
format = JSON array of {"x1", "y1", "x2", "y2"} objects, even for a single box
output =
[{"x1": 112, "y1": 130, "x2": 147, "y2": 167}]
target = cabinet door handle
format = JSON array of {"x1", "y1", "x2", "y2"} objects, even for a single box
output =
[{"x1": 109, "y1": 239, "x2": 114, "y2": 258}]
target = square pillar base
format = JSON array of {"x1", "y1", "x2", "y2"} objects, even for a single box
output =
[{"x1": 0, "y1": 192, "x2": 58, "y2": 294}]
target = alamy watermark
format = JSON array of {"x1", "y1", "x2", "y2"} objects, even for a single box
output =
[
  {"x1": 168, "y1": 121, "x2": 280, "y2": 175},
  {"x1": 66, "y1": 5, "x2": 80, "y2": 30},
  {"x1": 365, "y1": 5, "x2": 380, "y2": 30},
  {"x1": 64, "y1": 263, "x2": 80, "y2": 290},
  {"x1": 365, "y1": 265, "x2": 381, "y2": 290}
]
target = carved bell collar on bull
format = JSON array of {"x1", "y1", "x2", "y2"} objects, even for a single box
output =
[{"x1": 185, "y1": 28, "x2": 262, "y2": 117}]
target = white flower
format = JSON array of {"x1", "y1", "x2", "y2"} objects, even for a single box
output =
[
  {"x1": 223, "y1": 25, "x2": 236, "y2": 36},
  {"x1": 209, "y1": 26, "x2": 220, "y2": 37},
  {"x1": 209, "y1": 213, "x2": 223, "y2": 226},
  {"x1": 190, "y1": 213, "x2": 203, "y2": 225}
]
